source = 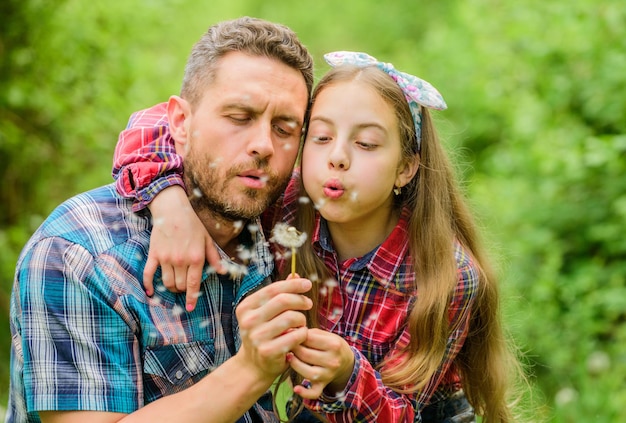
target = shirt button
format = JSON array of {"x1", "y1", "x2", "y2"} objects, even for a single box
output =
[{"x1": 175, "y1": 370, "x2": 183, "y2": 380}]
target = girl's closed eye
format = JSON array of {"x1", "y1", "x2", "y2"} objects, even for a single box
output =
[
  {"x1": 309, "y1": 134, "x2": 333, "y2": 143},
  {"x1": 356, "y1": 140, "x2": 378, "y2": 150}
]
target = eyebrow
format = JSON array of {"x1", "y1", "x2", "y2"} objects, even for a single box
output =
[{"x1": 310, "y1": 116, "x2": 388, "y2": 134}]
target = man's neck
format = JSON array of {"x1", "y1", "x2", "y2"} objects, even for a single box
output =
[{"x1": 195, "y1": 208, "x2": 249, "y2": 261}]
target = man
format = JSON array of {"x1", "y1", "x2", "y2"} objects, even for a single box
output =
[{"x1": 8, "y1": 17, "x2": 314, "y2": 422}]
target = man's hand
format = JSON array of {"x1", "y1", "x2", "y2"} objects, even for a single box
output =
[{"x1": 235, "y1": 277, "x2": 313, "y2": 381}]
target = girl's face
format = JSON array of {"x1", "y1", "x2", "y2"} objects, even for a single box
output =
[{"x1": 302, "y1": 80, "x2": 416, "y2": 228}]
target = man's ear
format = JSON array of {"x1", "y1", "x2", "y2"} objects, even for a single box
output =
[{"x1": 167, "y1": 95, "x2": 191, "y2": 153}]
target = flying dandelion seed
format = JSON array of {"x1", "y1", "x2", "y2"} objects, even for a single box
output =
[
  {"x1": 260, "y1": 175, "x2": 269, "y2": 185},
  {"x1": 320, "y1": 287, "x2": 328, "y2": 296},
  {"x1": 153, "y1": 217, "x2": 165, "y2": 227},
  {"x1": 314, "y1": 198, "x2": 327, "y2": 210},
  {"x1": 200, "y1": 319, "x2": 210, "y2": 328},
  {"x1": 191, "y1": 291, "x2": 202, "y2": 299},
  {"x1": 192, "y1": 188, "x2": 203, "y2": 198},
  {"x1": 247, "y1": 223, "x2": 260, "y2": 233},
  {"x1": 233, "y1": 220, "x2": 243, "y2": 230},
  {"x1": 209, "y1": 157, "x2": 223, "y2": 168},
  {"x1": 157, "y1": 285, "x2": 167, "y2": 293},
  {"x1": 350, "y1": 191, "x2": 358, "y2": 202},
  {"x1": 308, "y1": 273, "x2": 319, "y2": 283},
  {"x1": 237, "y1": 248, "x2": 253, "y2": 262},
  {"x1": 298, "y1": 196, "x2": 310, "y2": 204},
  {"x1": 271, "y1": 223, "x2": 307, "y2": 276},
  {"x1": 191, "y1": 130, "x2": 200, "y2": 138},
  {"x1": 346, "y1": 285, "x2": 354, "y2": 294},
  {"x1": 206, "y1": 266, "x2": 216, "y2": 275},
  {"x1": 282, "y1": 142, "x2": 293, "y2": 151},
  {"x1": 323, "y1": 279, "x2": 338, "y2": 309},
  {"x1": 152, "y1": 297, "x2": 162, "y2": 305},
  {"x1": 172, "y1": 304, "x2": 185, "y2": 316},
  {"x1": 215, "y1": 222, "x2": 221, "y2": 229}
]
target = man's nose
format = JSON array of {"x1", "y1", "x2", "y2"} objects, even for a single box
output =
[{"x1": 247, "y1": 121, "x2": 274, "y2": 159}]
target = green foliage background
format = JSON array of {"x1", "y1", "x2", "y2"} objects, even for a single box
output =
[{"x1": 1, "y1": 0, "x2": 624, "y2": 421}]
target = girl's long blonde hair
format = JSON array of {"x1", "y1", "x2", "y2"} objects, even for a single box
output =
[{"x1": 283, "y1": 66, "x2": 524, "y2": 422}]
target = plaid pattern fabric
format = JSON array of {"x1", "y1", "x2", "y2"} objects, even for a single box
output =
[
  {"x1": 8, "y1": 184, "x2": 275, "y2": 422},
  {"x1": 110, "y1": 105, "x2": 480, "y2": 422},
  {"x1": 293, "y1": 208, "x2": 478, "y2": 422},
  {"x1": 113, "y1": 102, "x2": 184, "y2": 212}
]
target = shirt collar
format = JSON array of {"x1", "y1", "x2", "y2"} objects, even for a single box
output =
[{"x1": 312, "y1": 208, "x2": 413, "y2": 291}]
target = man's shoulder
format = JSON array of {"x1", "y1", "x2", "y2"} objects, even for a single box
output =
[{"x1": 26, "y1": 183, "x2": 151, "y2": 258}]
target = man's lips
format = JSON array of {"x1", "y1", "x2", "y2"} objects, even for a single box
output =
[{"x1": 238, "y1": 170, "x2": 269, "y2": 189}]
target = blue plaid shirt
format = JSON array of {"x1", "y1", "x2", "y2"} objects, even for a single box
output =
[{"x1": 7, "y1": 184, "x2": 276, "y2": 422}]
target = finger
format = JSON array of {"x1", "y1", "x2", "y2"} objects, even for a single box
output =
[
  {"x1": 143, "y1": 256, "x2": 159, "y2": 296},
  {"x1": 237, "y1": 279, "x2": 312, "y2": 322},
  {"x1": 245, "y1": 278, "x2": 312, "y2": 309},
  {"x1": 174, "y1": 266, "x2": 188, "y2": 292},
  {"x1": 160, "y1": 265, "x2": 182, "y2": 293},
  {"x1": 292, "y1": 380, "x2": 325, "y2": 400},
  {"x1": 185, "y1": 264, "x2": 203, "y2": 312},
  {"x1": 247, "y1": 310, "x2": 309, "y2": 344},
  {"x1": 206, "y1": 239, "x2": 226, "y2": 275},
  {"x1": 254, "y1": 325, "x2": 309, "y2": 358}
]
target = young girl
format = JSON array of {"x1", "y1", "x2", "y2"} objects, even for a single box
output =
[{"x1": 113, "y1": 51, "x2": 522, "y2": 422}]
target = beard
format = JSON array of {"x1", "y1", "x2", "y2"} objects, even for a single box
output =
[{"x1": 183, "y1": 150, "x2": 290, "y2": 222}]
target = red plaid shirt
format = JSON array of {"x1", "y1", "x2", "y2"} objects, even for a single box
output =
[{"x1": 113, "y1": 103, "x2": 479, "y2": 422}]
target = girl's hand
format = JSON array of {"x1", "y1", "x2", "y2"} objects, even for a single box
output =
[
  {"x1": 289, "y1": 328, "x2": 356, "y2": 399},
  {"x1": 145, "y1": 185, "x2": 224, "y2": 311}
]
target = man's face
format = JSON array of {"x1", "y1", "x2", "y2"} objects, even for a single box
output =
[{"x1": 179, "y1": 51, "x2": 308, "y2": 221}]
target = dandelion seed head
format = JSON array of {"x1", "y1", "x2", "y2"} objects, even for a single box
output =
[{"x1": 271, "y1": 223, "x2": 307, "y2": 248}]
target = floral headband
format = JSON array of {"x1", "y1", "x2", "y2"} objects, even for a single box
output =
[{"x1": 324, "y1": 51, "x2": 447, "y2": 151}]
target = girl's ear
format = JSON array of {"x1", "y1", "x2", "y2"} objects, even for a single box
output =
[
  {"x1": 396, "y1": 154, "x2": 420, "y2": 189},
  {"x1": 167, "y1": 95, "x2": 191, "y2": 149}
]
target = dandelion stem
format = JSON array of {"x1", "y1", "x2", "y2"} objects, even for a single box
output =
[{"x1": 291, "y1": 247, "x2": 296, "y2": 276}]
